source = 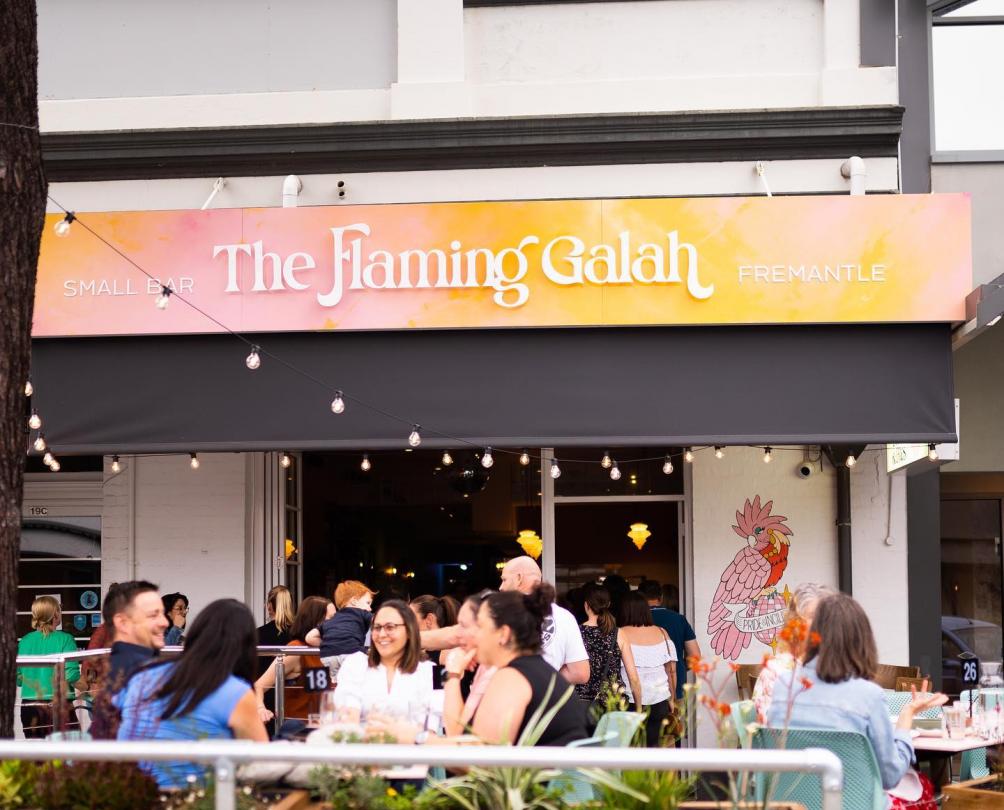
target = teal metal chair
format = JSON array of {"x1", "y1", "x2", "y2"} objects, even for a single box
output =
[
  {"x1": 882, "y1": 689, "x2": 943, "y2": 720},
  {"x1": 594, "y1": 710, "x2": 646, "y2": 747},
  {"x1": 753, "y1": 727, "x2": 885, "y2": 810},
  {"x1": 956, "y1": 690, "x2": 1004, "y2": 781},
  {"x1": 547, "y1": 733, "x2": 617, "y2": 804},
  {"x1": 730, "y1": 700, "x2": 758, "y2": 748}
]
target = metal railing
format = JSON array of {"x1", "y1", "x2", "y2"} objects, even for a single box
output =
[
  {"x1": 0, "y1": 739, "x2": 843, "y2": 810},
  {"x1": 15, "y1": 646, "x2": 317, "y2": 733}
]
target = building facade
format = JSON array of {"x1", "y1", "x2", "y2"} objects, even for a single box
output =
[{"x1": 24, "y1": 0, "x2": 967, "y2": 740}]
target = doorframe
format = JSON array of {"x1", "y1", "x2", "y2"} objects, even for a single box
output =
[{"x1": 540, "y1": 446, "x2": 692, "y2": 609}]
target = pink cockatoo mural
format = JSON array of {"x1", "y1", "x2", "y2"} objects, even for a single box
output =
[{"x1": 707, "y1": 496, "x2": 794, "y2": 660}]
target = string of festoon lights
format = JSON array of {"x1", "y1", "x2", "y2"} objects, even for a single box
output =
[{"x1": 33, "y1": 201, "x2": 943, "y2": 476}]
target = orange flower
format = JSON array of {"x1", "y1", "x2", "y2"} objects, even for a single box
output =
[
  {"x1": 809, "y1": 631, "x2": 821, "y2": 645},
  {"x1": 719, "y1": 703, "x2": 732, "y2": 716},
  {"x1": 728, "y1": 662, "x2": 741, "y2": 673},
  {"x1": 800, "y1": 677, "x2": 813, "y2": 690}
]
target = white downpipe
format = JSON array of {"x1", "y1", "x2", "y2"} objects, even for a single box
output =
[
  {"x1": 282, "y1": 174, "x2": 302, "y2": 208},
  {"x1": 840, "y1": 156, "x2": 867, "y2": 196}
]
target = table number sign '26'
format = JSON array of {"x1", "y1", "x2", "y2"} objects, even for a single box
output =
[{"x1": 959, "y1": 652, "x2": 980, "y2": 689}]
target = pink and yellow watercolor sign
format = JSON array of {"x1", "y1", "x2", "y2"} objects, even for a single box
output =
[{"x1": 34, "y1": 194, "x2": 972, "y2": 338}]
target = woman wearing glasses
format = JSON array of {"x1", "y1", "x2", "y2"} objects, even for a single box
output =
[
  {"x1": 162, "y1": 592, "x2": 189, "y2": 646},
  {"x1": 332, "y1": 600, "x2": 434, "y2": 726}
]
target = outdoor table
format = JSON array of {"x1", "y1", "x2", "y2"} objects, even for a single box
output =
[{"x1": 910, "y1": 731, "x2": 999, "y2": 788}]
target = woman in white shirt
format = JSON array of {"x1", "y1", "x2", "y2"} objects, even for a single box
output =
[
  {"x1": 333, "y1": 600, "x2": 434, "y2": 728},
  {"x1": 618, "y1": 591, "x2": 676, "y2": 747}
]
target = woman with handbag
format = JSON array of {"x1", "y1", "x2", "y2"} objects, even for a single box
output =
[
  {"x1": 618, "y1": 590, "x2": 677, "y2": 747},
  {"x1": 576, "y1": 585, "x2": 642, "y2": 723}
]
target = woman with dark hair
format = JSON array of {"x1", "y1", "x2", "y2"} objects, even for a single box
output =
[
  {"x1": 254, "y1": 595, "x2": 335, "y2": 735},
  {"x1": 465, "y1": 583, "x2": 587, "y2": 746},
  {"x1": 577, "y1": 584, "x2": 643, "y2": 709},
  {"x1": 619, "y1": 590, "x2": 676, "y2": 747},
  {"x1": 258, "y1": 585, "x2": 295, "y2": 647},
  {"x1": 115, "y1": 599, "x2": 268, "y2": 788},
  {"x1": 333, "y1": 600, "x2": 435, "y2": 725},
  {"x1": 410, "y1": 594, "x2": 460, "y2": 666},
  {"x1": 162, "y1": 592, "x2": 189, "y2": 646},
  {"x1": 768, "y1": 593, "x2": 947, "y2": 791}
]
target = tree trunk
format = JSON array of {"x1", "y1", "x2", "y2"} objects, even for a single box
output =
[{"x1": 0, "y1": 0, "x2": 46, "y2": 738}]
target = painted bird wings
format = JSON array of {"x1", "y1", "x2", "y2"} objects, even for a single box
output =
[{"x1": 707, "y1": 545, "x2": 773, "y2": 659}]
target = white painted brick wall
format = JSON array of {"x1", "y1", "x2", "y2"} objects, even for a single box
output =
[
  {"x1": 691, "y1": 445, "x2": 907, "y2": 744},
  {"x1": 102, "y1": 453, "x2": 248, "y2": 622}
]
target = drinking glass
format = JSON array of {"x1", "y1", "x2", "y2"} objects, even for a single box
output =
[
  {"x1": 319, "y1": 690, "x2": 338, "y2": 725},
  {"x1": 945, "y1": 706, "x2": 967, "y2": 740}
]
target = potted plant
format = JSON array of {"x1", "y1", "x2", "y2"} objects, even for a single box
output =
[{"x1": 943, "y1": 760, "x2": 1004, "y2": 810}]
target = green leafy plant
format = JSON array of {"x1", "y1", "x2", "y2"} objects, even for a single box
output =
[
  {"x1": 0, "y1": 760, "x2": 40, "y2": 807},
  {"x1": 308, "y1": 730, "x2": 451, "y2": 810},
  {"x1": 33, "y1": 760, "x2": 160, "y2": 810},
  {"x1": 427, "y1": 677, "x2": 648, "y2": 810},
  {"x1": 591, "y1": 767, "x2": 695, "y2": 810}
]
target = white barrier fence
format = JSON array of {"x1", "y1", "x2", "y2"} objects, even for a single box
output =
[{"x1": 0, "y1": 739, "x2": 844, "y2": 810}]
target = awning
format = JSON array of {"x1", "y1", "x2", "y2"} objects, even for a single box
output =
[{"x1": 30, "y1": 324, "x2": 957, "y2": 454}]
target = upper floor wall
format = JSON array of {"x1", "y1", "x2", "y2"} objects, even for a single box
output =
[{"x1": 38, "y1": 0, "x2": 897, "y2": 133}]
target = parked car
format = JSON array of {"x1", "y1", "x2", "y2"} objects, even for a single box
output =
[{"x1": 942, "y1": 615, "x2": 1003, "y2": 697}]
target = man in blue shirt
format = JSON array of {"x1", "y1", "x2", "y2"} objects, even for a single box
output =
[{"x1": 639, "y1": 580, "x2": 700, "y2": 701}]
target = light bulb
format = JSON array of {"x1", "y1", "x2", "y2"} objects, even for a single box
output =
[
  {"x1": 331, "y1": 392, "x2": 345, "y2": 414},
  {"x1": 845, "y1": 454, "x2": 856, "y2": 468},
  {"x1": 245, "y1": 346, "x2": 261, "y2": 370},
  {"x1": 684, "y1": 448, "x2": 694, "y2": 463},
  {"x1": 928, "y1": 443, "x2": 939, "y2": 462},
  {"x1": 550, "y1": 459, "x2": 561, "y2": 479},
  {"x1": 54, "y1": 212, "x2": 75, "y2": 237},
  {"x1": 662, "y1": 456, "x2": 673, "y2": 475},
  {"x1": 441, "y1": 451, "x2": 453, "y2": 466},
  {"x1": 360, "y1": 453, "x2": 371, "y2": 472},
  {"x1": 155, "y1": 286, "x2": 172, "y2": 310},
  {"x1": 600, "y1": 451, "x2": 612, "y2": 469},
  {"x1": 28, "y1": 412, "x2": 41, "y2": 430},
  {"x1": 481, "y1": 448, "x2": 494, "y2": 469},
  {"x1": 24, "y1": 380, "x2": 33, "y2": 397},
  {"x1": 714, "y1": 446, "x2": 724, "y2": 459},
  {"x1": 190, "y1": 453, "x2": 200, "y2": 470},
  {"x1": 111, "y1": 455, "x2": 121, "y2": 473},
  {"x1": 519, "y1": 450, "x2": 530, "y2": 466},
  {"x1": 763, "y1": 447, "x2": 773, "y2": 464},
  {"x1": 408, "y1": 426, "x2": 422, "y2": 447},
  {"x1": 33, "y1": 434, "x2": 46, "y2": 452},
  {"x1": 49, "y1": 460, "x2": 60, "y2": 472},
  {"x1": 280, "y1": 453, "x2": 292, "y2": 469},
  {"x1": 610, "y1": 462, "x2": 621, "y2": 481},
  {"x1": 43, "y1": 451, "x2": 53, "y2": 466}
]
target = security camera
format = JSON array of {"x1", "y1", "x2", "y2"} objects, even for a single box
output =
[{"x1": 796, "y1": 463, "x2": 814, "y2": 479}]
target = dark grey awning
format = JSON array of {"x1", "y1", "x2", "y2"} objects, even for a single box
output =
[{"x1": 30, "y1": 324, "x2": 956, "y2": 454}]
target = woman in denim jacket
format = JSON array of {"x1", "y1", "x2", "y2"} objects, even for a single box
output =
[{"x1": 767, "y1": 593, "x2": 946, "y2": 790}]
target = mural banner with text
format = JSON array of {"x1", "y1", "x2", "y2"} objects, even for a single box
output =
[{"x1": 34, "y1": 193, "x2": 971, "y2": 337}]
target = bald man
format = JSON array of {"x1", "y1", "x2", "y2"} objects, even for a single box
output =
[
  {"x1": 498, "y1": 556, "x2": 590, "y2": 685},
  {"x1": 421, "y1": 558, "x2": 590, "y2": 685}
]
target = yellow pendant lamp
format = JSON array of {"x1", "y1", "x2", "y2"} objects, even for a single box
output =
[
  {"x1": 517, "y1": 529, "x2": 543, "y2": 559},
  {"x1": 627, "y1": 522, "x2": 651, "y2": 551}
]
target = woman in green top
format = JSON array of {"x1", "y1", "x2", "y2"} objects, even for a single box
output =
[{"x1": 17, "y1": 596, "x2": 80, "y2": 737}]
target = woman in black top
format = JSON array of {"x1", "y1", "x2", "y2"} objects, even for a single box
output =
[
  {"x1": 469, "y1": 584, "x2": 587, "y2": 746},
  {"x1": 257, "y1": 585, "x2": 294, "y2": 647},
  {"x1": 577, "y1": 584, "x2": 643, "y2": 707}
]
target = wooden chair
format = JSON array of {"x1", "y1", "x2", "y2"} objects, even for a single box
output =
[
  {"x1": 736, "y1": 663, "x2": 763, "y2": 700},
  {"x1": 894, "y1": 675, "x2": 929, "y2": 692},
  {"x1": 873, "y1": 663, "x2": 920, "y2": 690}
]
